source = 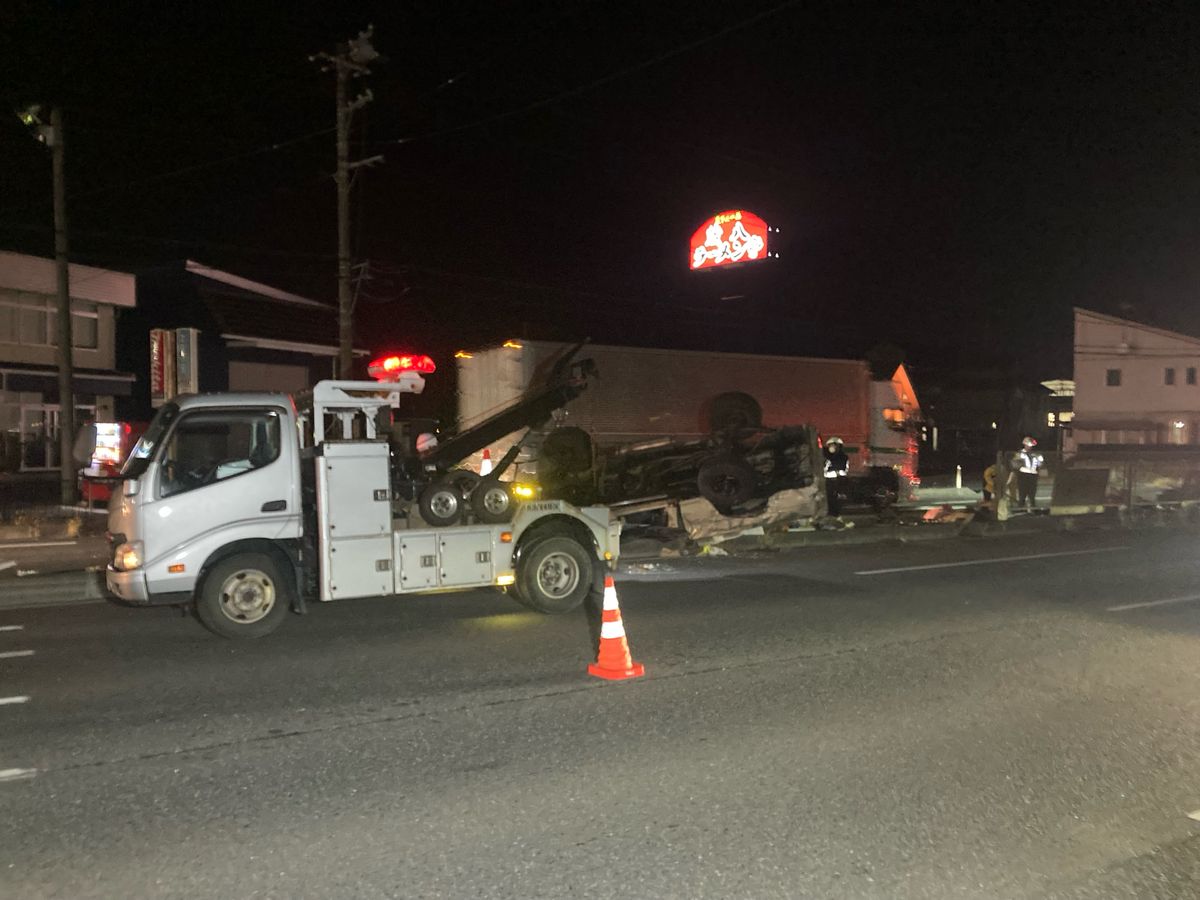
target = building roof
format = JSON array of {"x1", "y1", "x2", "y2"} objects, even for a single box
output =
[
  {"x1": 0, "y1": 250, "x2": 136, "y2": 307},
  {"x1": 181, "y1": 261, "x2": 366, "y2": 357},
  {"x1": 1074, "y1": 307, "x2": 1200, "y2": 349}
]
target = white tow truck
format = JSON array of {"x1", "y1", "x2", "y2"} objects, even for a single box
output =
[{"x1": 105, "y1": 355, "x2": 620, "y2": 638}]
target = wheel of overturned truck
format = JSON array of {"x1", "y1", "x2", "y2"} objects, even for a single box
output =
[
  {"x1": 697, "y1": 456, "x2": 758, "y2": 513},
  {"x1": 706, "y1": 391, "x2": 763, "y2": 433},
  {"x1": 195, "y1": 552, "x2": 290, "y2": 639},
  {"x1": 472, "y1": 479, "x2": 514, "y2": 524},
  {"x1": 514, "y1": 535, "x2": 594, "y2": 614},
  {"x1": 541, "y1": 426, "x2": 593, "y2": 474},
  {"x1": 419, "y1": 480, "x2": 464, "y2": 527}
]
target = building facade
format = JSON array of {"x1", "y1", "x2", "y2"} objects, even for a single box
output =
[
  {"x1": 1070, "y1": 307, "x2": 1200, "y2": 448},
  {"x1": 123, "y1": 260, "x2": 362, "y2": 419},
  {"x1": 0, "y1": 251, "x2": 135, "y2": 473}
]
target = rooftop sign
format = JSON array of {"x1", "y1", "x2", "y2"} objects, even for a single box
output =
[{"x1": 689, "y1": 210, "x2": 770, "y2": 270}]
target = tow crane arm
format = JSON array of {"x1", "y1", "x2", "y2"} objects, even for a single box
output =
[{"x1": 422, "y1": 343, "x2": 596, "y2": 471}]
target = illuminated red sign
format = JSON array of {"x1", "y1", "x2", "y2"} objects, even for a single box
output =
[{"x1": 689, "y1": 210, "x2": 770, "y2": 270}]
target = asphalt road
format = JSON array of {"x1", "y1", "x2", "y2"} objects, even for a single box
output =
[{"x1": 2, "y1": 529, "x2": 1200, "y2": 899}]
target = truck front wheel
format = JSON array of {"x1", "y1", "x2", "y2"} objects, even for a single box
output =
[
  {"x1": 514, "y1": 536, "x2": 594, "y2": 614},
  {"x1": 196, "y1": 553, "x2": 290, "y2": 639}
]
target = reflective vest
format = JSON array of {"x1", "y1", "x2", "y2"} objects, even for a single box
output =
[{"x1": 1015, "y1": 450, "x2": 1044, "y2": 474}]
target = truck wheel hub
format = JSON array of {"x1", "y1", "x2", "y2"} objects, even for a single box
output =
[
  {"x1": 218, "y1": 570, "x2": 276, "y2": 623},
  {"x1": 537, "y1": 552, "x2": 579, "y2": 598}
]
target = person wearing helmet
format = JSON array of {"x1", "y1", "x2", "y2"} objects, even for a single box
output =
[
  {"x1": 1013, "y1": 436, "x2": 1044, "y2": 510},
  {"x1": 823, "y1": 436, "x2": 850, "y2": 516}
]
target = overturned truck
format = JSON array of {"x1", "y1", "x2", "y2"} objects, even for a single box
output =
[{"x1": 457, "y1": 341, "x2": 844, "y2": 519}]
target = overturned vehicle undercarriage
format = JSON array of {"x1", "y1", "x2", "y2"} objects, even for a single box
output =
[{"x1": 531, "y1": 423, "x2": 822, "y2": 517}]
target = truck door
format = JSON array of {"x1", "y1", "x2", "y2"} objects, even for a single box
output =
[{"x1": 142, "y1": 407, "x2": 298, "y2": 596}]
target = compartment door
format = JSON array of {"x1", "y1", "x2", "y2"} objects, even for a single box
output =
[
  {"x1": 396, "y1": 533, "x2": 438, "y2": 591},
  {"x1": 438, "y1": 530, "x2": 495, "y2": 588}
]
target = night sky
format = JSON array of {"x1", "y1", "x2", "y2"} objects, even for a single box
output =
[{"x1": 4, "y1": 1, "x2": 1200, "y2": 383}]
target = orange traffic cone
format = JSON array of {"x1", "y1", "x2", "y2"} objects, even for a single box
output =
[
  {"x1": 588, "y1": 576, "x2": 645, "y2": 681},
  {"x1": 479, "y1": 448, "x2": 493, "y2": 476}
]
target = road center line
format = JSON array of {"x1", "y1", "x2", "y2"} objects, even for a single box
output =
[
  {"x1": 0, "y1": 625, "x2": 23, "y2": 631},
  {"x1": 1108, "y1": 595, "x2": 1200, "y2": 612},
  {"x1": 0, "y1": 696, "x2": 30, "y2": 705},
  {"x1": 0, "y1": 540, "x2": 77, "y2": 550},
  {"x1": 0, "y1": 560, "x2": 15, "y2": 572},
  {"x1": 855, "y1": 546, "x2": 1131, "y2": 576},
  {"x1": 0, "y1": 650, "x2": 35, "y2": 659},
  {"x1": 0, "y1": 768, "x2": 37, "y2": 783}
]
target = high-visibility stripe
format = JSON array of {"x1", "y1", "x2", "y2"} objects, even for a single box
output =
[
  {"x1": 600, "y1": 620, "x2": 627, "y2": 640},
  {"x1": 602, "y1": 586, "x2": 620, "y2": 610},
  {"x1": 601, "y1": 609, "x2": 622, "y2": 623}
]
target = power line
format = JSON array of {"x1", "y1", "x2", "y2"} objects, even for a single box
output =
[
  {"x1": 0, "y1": 126, "x2": 335, "y2": 215},
  {"x1": 379, "y1": 0, "x2": 805, "y2": 146},
  {"x1": 0, "y1": 220, "x2": 334, "y2": 261}
]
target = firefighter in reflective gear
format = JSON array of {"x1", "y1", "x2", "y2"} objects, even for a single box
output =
[
  {"x1": 823, "y1": 436, "x2": 850, "y2": 516},
  {"x1": 1013, "y1": 436, "x2": 1044, "y2": 509}
]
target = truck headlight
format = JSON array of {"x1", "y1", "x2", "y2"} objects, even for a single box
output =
[{"x1": 113, "y1": 541, "x2": 144, "y2": 572}]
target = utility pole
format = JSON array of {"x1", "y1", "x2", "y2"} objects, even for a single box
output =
[
  {"x1": 18, "y1": 104, "x2": 74, "y2": 504},
  {"x1": 51, "y1": 107, "x2": 74, "y2": 506},
  {"x1": 311, "y1": 27, "x2": 381, "y2": 379}
]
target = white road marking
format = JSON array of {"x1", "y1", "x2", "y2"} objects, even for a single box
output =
[
  {"x1": 0, "y1": 650, "x2": 35, "y2": 659},
  {"x1": 0, "y1": 768, "x2": 37, "y2": 783},
  {"x1": 0, "y1": 540, "x2": 77, "y2": 550},
  {"x1": 0, "y1": 560, "x2": 15, "y2": 572},
  {"x1": 0, "y1": 625, "x2": 23, "y2": 631},
  {"x1": 1188, "y1": 809, "x2": 1200, "y2": 822},
  {"x1": 0, "y1": 696, "x2": 30, "y2": 705},
  {"x1": 855, "y1": 546, "x2": 1131, "y2": 576},
  {"x1": 1108, "y1": 595, "x2": 1200, "y2": 613}
]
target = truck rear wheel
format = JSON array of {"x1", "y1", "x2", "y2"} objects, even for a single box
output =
[
  {"x1": 472, "y1": 479, "x2": 513, "y2": 524},
  {"x1": 419, "y1": 480, "x2": 463, "y2": 527},
  {"x1": 196, "y1": 553, "x2": 290, "y2": 639},
  {"x1": 514, "y1": 535, "x2": 594, "y2": 614}
]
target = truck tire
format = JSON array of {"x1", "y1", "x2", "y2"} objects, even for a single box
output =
[
  {"x1": 419, "y1": 480, "x2": 463, "y2": 527},
  {"x1": 706, "y1": 392, "x2": 763, "y2": 433},
  {"x1": 697, "y1": 456, "x2": 758, "y2": 513},
  {"x1": 195, "y1": 553, "x2": 290, "y2": 639},
  {"x1": 514, "y1": 535, "x2": 594, "y2": 614},
  {"x1": 472, "y1": 479, "x2": 514, "y2": 524},
  {"x1": 541, "y1": 427, "x2": 593, "y2": 474}
]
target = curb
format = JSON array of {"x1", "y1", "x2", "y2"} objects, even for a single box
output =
[{"x1": 0, "y1": 570, "x2": 109, "y2": 612}]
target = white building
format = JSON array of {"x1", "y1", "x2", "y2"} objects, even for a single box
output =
[
  {"x1": 0, "y1": 251, "x2": 135, "y2": 472},
  {"x1": 1070, "y1": 307, "x2": 1200, "y2": 448}
]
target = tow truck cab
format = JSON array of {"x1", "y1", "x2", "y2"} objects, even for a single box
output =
[{"x1": 106, "y1": 370, "x2": 619, "y2": 639}]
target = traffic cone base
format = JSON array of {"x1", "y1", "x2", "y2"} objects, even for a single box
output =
[
  {"x1": 479, "y1": 448, "x2": 493, "y2": 476},
  {"x1": 588, "y1": 660, "x2": 645, "y2": 680},
  {"x1": 587, "y1": 576, "x2": 645, "y2": 681}
]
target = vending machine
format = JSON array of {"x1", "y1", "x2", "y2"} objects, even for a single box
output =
[{"x1": 79, "y1": 422, "x2": 145, "y2": 505}]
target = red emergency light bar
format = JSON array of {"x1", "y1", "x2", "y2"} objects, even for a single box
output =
[{"x1": 368, "y1": 353, "x2": 436, "y2": 381}]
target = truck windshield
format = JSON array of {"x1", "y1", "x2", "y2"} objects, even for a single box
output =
[{"x1": 120, "y1": 402, "x2": 179, "y2": 479}]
